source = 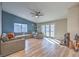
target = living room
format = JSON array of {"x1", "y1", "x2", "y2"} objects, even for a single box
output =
[{"x1": 0, "y1": 2, "x2": 79, "y2": 57}]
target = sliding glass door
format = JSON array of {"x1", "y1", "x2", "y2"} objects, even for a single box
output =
[
  {"x1": 41, "y1": 25, "x2": 46, "y2": 36},
  {"x1": 46, "y1": 24, "x2": 50, "y2": 37},
  {"x1": 41, "y1": 24, "x2": 55, "y2": 38},
  {"x1": 50, "y1": 24, "x2": 55, "y2": 37}
]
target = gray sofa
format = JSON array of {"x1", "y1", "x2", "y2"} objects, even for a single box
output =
[
  {"x1": 33, "y1": 32, "x2": 44, "y2": 39},
  {"x1": 0, "y1": 38, "x2": 25, "y2": 57}
]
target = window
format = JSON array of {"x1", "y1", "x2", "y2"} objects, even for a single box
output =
[
  {"x1": 14, "y1": 23, "x2": 22, "y2": 33},
  {"x1": 46, "y1": 24, "x2": 50, "y2": 37},
  {"x1": 41, "y1": 25, "x2": 45, "y2": 36},
  {"x1": 22, "y1": 24, "x2": 27, "y2": 32},
  {"x1": 14, "y1": 23, "x2": 27, "y2": 33},
  {"x1": 50, "y1": 24, "x2": 55, "y2": 37},
  {"x1": 41, "y1": 24, "x2": 55, "y2": 38}
]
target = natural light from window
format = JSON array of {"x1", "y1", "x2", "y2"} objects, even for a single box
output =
[
  {"x1": 41, "y1": 24, "x2": 55, "y2": 38},
  {"x1": 14, "y1": 23, "x2": 27, "y2": 33}
]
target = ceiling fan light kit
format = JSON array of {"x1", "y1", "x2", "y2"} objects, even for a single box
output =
[{"x1": 35, "y1": 16, "x2": 39, "y2": 18}]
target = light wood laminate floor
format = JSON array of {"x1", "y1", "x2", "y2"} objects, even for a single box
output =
[{"x1": 7, "y1": 38, "x2": 79, "y2": 57}]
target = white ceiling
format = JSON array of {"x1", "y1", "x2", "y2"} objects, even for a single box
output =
[{"x1": 2, "y1": 2, "x2": 78, "y2": 23}]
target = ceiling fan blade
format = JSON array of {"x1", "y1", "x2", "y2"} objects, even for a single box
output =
[
  {"x1": 29, "y1": 8, "x2": 44, "y2": 18},
  {"x1": 39, "y1": 14, "x2": 43, "y2": 16},
  {"x1": 38, "y1": 13, "x2": 43, "y2": 16},
  {"x1": 31, "y1": 12, "x2": 35, "y2": 14}
]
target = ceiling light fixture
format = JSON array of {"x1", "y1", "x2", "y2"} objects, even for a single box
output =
[{"x1": 30, "y1": 9, "x2": 43, "y2": 18}]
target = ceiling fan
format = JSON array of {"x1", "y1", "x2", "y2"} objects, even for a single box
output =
[{"x1": 30, "y1": 9, "x2": 43, "y2": 18}]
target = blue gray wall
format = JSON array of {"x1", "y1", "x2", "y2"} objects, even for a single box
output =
[
  {"x1": 0, "y1": 3, "x2": 2, "y2": 35},
  {"x1": 2, "y1": 11, "x2": 37, "y2": 35}
]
